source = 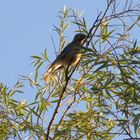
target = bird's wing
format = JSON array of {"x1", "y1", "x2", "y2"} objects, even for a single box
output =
[
  {"x1": 43, "y1": 43, "x2": 72, "y2": 83},
  {"x1": 48, "y1": 43, "x2": 72, "y2": 68},
  {"x1": 58, "y1": 43, "x2": 72, "y2": 58}
]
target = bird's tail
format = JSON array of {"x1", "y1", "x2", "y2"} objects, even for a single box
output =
[
  {"x1": 43, "y1": 67, "x2": 53, "y2": 83},
  {"x1": 43, "y1": 63, "x2": 62, "y2": 83}
]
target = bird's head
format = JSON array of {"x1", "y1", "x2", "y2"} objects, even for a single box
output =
[{"x1": 73, "y1": 33, "x2": 87, "y2": 45}]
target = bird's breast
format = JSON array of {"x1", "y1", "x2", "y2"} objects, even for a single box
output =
[{"x1": 72, "y1": 53, "x2": 82, "y2": 66}]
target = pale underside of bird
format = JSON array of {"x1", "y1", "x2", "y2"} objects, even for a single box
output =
[{"x1": 43, "y1": 33, "x2": 87, "y2": 83}]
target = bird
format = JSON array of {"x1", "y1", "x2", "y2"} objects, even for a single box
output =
[{"x1": 43, "y1": 33, "x2": 87, "y2": 83}]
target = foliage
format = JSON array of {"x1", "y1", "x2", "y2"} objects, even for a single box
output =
[
  {"x1": 0, "y1": 82, "x2": 45, "y2": 140},
  {"x1": 1, "y1": 0, "x2": 140, "y2": 140}
]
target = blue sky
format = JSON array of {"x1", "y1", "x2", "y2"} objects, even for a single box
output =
[
  {"x1": 0, "y1": 0, "x2": 106, "y2": 87},
  {"x1": 0, "y1": 1, "x2": 139, "y2": 87},
  {"x1": 0, "y1": 0, "x2": 107, "y2": 103},
  {"x1": 0, "y1": 1, "x2": 139, "y2": 139}
]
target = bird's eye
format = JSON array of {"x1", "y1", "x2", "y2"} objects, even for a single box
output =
[
  {"x1": 80, "y1": 37, "x2": 84, "y2": 40},
  {"x1": 78, "y1": 38, "x2": 82, "y2": 41}
]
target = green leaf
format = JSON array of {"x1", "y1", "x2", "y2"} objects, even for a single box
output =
[
  {"x1": 29, "y1": 107, "x2": 41, "y2": 119},
  {"x1": 36, "y1": 61, "x2": 44, "y2": 71},
  {"x1": 31, "y1": 55, "x2": 42, "y2": 60},
  {"x1": 42, "y1": 49, "x2": 48, "y2": 60},
  {"x1": 50, "y1": 99, "x2": 59, "y2": 103}
]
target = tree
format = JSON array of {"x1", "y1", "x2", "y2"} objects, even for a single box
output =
[{"x1": 0, "y1": 0, "x2": 140, "y2": 140}]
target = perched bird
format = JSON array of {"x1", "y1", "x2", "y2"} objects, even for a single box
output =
[{"x1": 43, "y1": 33, "x2": 87, "y2": 83}]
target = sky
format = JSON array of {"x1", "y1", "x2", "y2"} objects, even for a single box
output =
[
  {"x1": 0, "y1": 0, "x2": 107, "y2": 103},
  {"x1": 0, "y1": 0, "x2": 105, "y2": 87},
  {"x1": 0, "y1": 0, "x2": 139, "y2": 140}
]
